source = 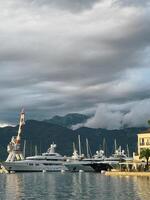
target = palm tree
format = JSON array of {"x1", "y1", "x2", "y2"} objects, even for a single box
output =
[{"x1": 140, "y1": 148, "x2": 150, "y2": 170}]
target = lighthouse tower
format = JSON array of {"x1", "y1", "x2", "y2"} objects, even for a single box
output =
[{"x1": 6, "y1": 109, "x2": 25, "y2": 162}]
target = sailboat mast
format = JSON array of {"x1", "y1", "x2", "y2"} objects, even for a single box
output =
[
  {"x1": 114, "y1": 139, "x2": 117, "y2": 152},
  {"x1": 127, "y1": 144, "x2": 130, "y2": 157},
  {"x1": 86, "y1": 138, "x2": 90, "y2": 158},
  {"x1": 35, "y1": 145, "x2": 38, "y2": 156},
  {"x1": 73, "y1": 142, "x2": 76, "y2": 151},
  {"x1": 78, "y1": 135, "x2": 81, "y2": 156},
  {"x1": 103, "y1": 138, "x2": 106, "y2": 155}
]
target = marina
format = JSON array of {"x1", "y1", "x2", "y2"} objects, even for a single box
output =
[
  {"x1": 0, "y1": 0, "x2": 149, "y2": 199},
  {"x1": 1, "y1": 110, "x2": 150, "y2": 175}
]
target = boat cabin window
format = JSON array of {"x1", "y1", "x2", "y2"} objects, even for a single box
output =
[
  {"x1": 43, "y1": 163, "x2": 60, "y2": 165},
  {"x1": 27, "y1": 158, "x2": 44, "y2": 160},
  {"x1": 46, "y1": 159, "x2": 59, "y2": 161},
  {"x1": 28, "y1": 163, "x2": 33, "y2": 166},
  {"x1": 44, "y1": 153, "x2": 56, "y2": 156}
]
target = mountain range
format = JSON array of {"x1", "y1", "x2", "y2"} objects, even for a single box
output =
[
  {"x1": 0, "y1": 113, "x2": 147, "y2": 161},
  {"x1": 44, "y1": 113, "x2": 89, "y2": 128}
]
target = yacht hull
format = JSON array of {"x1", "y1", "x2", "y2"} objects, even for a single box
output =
[
  {"x1": 65, "y1": 162, "x2": 95, "y2": 172},
  {"x1": 89, "y1": 162, "x2": 112, "y2": 172},
  {"x1": 65, "y1": 161, "x2": 112, "y2": 172},
  {"x1": 2, "y1": 161, "x2": 67, "y2": 172}
]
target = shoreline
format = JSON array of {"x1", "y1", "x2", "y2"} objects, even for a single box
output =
[{"x1": 105, "y1": 171, "x2": 150, "y2": 177}]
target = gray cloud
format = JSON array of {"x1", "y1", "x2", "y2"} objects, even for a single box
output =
[
  {"x1": 114, "y1": 0, "x2": 150, "y2": 7},
  {"x1": 29, "y1": 0, "x2": 100, "y2": 12},
  {"x1": 0, "y1": 0, "x2": 150, "y2": 128},
  {"x1": 84, "y1": 99, "x2": 150, "y2": 130}
]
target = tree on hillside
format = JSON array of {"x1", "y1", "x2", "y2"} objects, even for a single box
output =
[
  {"x1": 140, "y1": 148, "x2": 150, "y2": 170},
  {"x1": 148, "y1": 120, "x2": 150, "y2": 127}
]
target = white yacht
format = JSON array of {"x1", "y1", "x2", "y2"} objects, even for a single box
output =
[
  {"x1": 2, "y1": 110, "x2": 67, "y2": 172},
  {"x1": 65, "y1": 148, "x2": 94, "y2": 172},
  {"x1": 64, "y1": 141, "x2": 109, "y2": 172},
  {"x1": 103, "y1": 146, "x2": 133, "y2": 168},
  {"x1": 3, "y1": 144, "x2": 68, "y2": 172},
  {"x1": 65, "y1": 151, "x2": 111, "y2": 172}
]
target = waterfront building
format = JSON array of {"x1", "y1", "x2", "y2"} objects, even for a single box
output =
[
  {"x1": 133, "y1": 130, "x2": 150, "y2": 163},
  {"x1": 119, "y1": 130, "x2": 150, "y2": 172},
  {"x1": 138, "y1": 131, "x2": 150, "y2": 155}
]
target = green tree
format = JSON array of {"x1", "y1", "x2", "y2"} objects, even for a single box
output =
[
  {"x1": 140, "y1": 148, "x2": 150, "y2": 170},
  {"x1": 148, "y1": 120, "x2": 150, "y2": 126}
]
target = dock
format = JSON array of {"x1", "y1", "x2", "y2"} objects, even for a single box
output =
[{"x1": 105, "y1": 171, "x2": 150, "y2": 177}]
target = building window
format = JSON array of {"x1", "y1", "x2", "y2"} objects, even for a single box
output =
[
  {"x1": 140, "y1": 138, "x2": 145, "y2": 146},
  {"x1": 146, "y1": 139, "x2": 150, "y2": 145}
]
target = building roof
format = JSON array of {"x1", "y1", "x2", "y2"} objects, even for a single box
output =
[{"x1": 138, "y1": 130, "x2": 150, "y2": 135}]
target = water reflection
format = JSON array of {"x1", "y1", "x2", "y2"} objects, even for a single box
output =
[
  {"x1": 136, "y1": 177, "x2": 150, "y2": 200},
  {"x1": 0, "y1": 173, "x2": 150, "y2": 200},
  {"x1": 0, "y1": 174, "x2": 22, "y2": 200}
]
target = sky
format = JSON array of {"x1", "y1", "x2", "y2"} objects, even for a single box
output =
[{"x1": 0, "y1": 0, "x2": 150, "y2": 129}]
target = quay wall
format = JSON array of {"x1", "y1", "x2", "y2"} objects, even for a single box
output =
[{"x1": 105, "y1": 171, "x2": 150, "y2": 177}]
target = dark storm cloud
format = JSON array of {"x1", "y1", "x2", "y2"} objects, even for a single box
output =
[
  {"x1": 0, "y1": 0, "x2": 150, "y2": 128},
  {"x1": 29, "y1": 0, "x2": 100, "y2": 12}
]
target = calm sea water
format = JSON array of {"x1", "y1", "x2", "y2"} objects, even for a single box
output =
[{"x1": 0, "y1": 173, "x2": 150, "y2": 200}]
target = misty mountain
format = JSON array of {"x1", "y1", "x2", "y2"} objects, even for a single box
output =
[
  {"x1": 44, "y1": 113, "x2": 89, "y2": 128},
  {"x1": 0, "y1": 119, "x2": 147, "y2": 161}
]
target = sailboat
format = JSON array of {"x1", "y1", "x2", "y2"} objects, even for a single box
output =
[
  {"x1": 64, "y1": 136, "x2": 111, "y2": 172},
  {"x1": 103, "y1": 140, "x2": 133, "y2": 168}
]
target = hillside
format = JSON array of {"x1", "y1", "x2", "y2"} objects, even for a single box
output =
[
  {"x1": 44, "y1": 113, "x2": 89, "y2": 128},
  {"x1": 0, "y1": 119, "x2": 147, "y2": 161},
  {"x1": 76, "y1": 127, "x2": 146, "y2": 157}
]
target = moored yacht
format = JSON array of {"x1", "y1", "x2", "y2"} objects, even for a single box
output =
[
  {"x1": 2, "y1": 110, "x2": 67, "y2": 172},
  {"x1": 3, "y1": 143, "x2": 68, "y2": 172},
  {"x1": 103, "y1": 146, "x2": 133, "y2": 168},
  {"x1": 65, "y1": 143, "x2": 94, "y2": 172},
  {"x1": 64, "y1": 140, "x2": 111, "y2": 172}
]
